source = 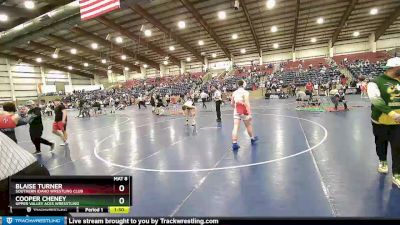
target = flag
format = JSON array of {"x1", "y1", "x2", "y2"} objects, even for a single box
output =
[{"x1": 79, "y1": 0, "x2": 120, "y2": 21}]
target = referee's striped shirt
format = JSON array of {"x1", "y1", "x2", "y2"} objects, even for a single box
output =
[{"x1": 0, "y1": 131, "x2": 36, "y2": 180}]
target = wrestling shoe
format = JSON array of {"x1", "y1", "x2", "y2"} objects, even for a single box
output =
[
  {"x1": 232, "y1": 143, "x2": 240, "y2": 151},
  {"x1": 393, "y1": 174, "x2": 400, "y2": 188},
  {"x1": 378, "y1": 161, "x2": 388, "y2": 174},
  {"x1": 50, "y1": 143, "x2": 55, "y2": 151},
  {"x1": 251, "y1": 136, "x2": 259, "y2": 145}
]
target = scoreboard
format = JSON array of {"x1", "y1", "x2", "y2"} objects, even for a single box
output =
[{"x1": 8, "y1": 176, "x2": 132, "y2": 215}]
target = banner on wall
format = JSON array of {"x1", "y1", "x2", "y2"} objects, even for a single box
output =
[
  {"x1": 209, "y1": 61, "x2": 230, "y2": 70},
  {"x1": 37, "y1": 85, "x2": 57, "y2": 94},
  {"x1": 64, "y1": 85, "x2": 104, "y2": 93}
]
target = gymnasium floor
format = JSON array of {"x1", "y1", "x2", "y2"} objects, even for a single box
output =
[{"x1": 14, "y1": 95, "x2": 400, "y2": 217}]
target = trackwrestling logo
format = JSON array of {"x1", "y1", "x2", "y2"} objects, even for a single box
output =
[{"x1": 1, "y1": 217, "x2": 64, "y2": 225}]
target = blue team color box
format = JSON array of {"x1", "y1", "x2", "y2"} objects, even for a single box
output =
[{"x1": 1, "y1": 217, "x2": 65, "y2": 225}]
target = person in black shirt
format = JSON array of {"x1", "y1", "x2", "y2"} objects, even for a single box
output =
[
  {"x1": 150, "y1": 95, "x2": 156, "y2": 112},
  {"x1": 26, "y1": 100, "x2": 54, "y2": 154},
  {"x1": 52, "y1": 98, "x2": 68, "y2": 146}
]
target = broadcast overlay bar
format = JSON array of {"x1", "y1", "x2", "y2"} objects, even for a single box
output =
[{"x1": 8, "y1": 176, "x2": 132, "y2": 215}]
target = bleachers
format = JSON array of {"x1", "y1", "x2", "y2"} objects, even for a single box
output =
[
  {"x1": 347, "y1": 63, "x2": 385, "y2": 79},
  {"x1": 281, "y1": 57, "x2": 328, "y2": 71},
  {"x1": 234, "y1": 64, "x2": 274, "y2": 77},
  {"x1": 332, "y1": 51, "x2": 390, "y2": 79},
  {"x1": 121, "y1": 72, "x2": 205, "y2": 97},
  {"x1": 279, "y1": 68, "x2": 341, "y2": 86},
  {"x1": 333, "y1": 51, "x2": 389, "y2": 65},
  {"x1": 118, "y1": 51, "x2": 391, "y2": 97}
]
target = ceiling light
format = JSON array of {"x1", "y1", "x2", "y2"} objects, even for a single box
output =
[
  {"x1": 143, "y1": 64, "x2": 148, "y2": 68},
  {"x1": 163, "y1": 61, "x2": 168, "y2": 65},
  {"x1": 212, "y1": 53, "x2": 217, "y2": 58},
  {"x1": 370, "y1": 8, "x2": 378, "y2": 15},
  {"x1": 218, "y1": 11, "x2": 226, "y2": 20},
  {"x1": 317, "y1": 17, "x2": 324, "y2": 24},
  {"x1": 198, "y1": 40, "x2": 204, "y2": 46},
  {"x1": 266, "y1": 0, "x2": 276, "y2": 9},
  {"x1": 115, "y1": 36, "x2": 123, "y2": 43},
  {"x1": 169, "y1": 46, "x2": 175, "y2": 51},
  {"x1": 125, "y1": 67, "x2": 129, "y2": 71},
  {"x1": 70, "y1": 48, "x2": 77, "y2": 54},
  {"x1": 52, "y1": 53, "x2": 58, "y2": 59},
  {"x1": 91, "y1": 43, "x2": 98, "y2": 49},
  {"x1": 353, "y1": 31, "x2": 360, "y2": 37},
  {"x1": 178, "y1": 21, "x2": 186, "y2": 29},
  {"x1": 0, "y1": 14, "x2": 8, "y2": 22},
  {"x1": 186, "y1": 57, "x2": 191, "y2": 62},
  {"x1": 36, "y1": 58, "x2": 42, "y2": 63},
  {"x1": 273, "y1": 43, "x2": 279, "y2": 49},
  {"x1": 121, "y1": 55, "x2": 127, "y2": 60},
  {"x1": 271, "y1": 25, "x2": 278, "y2": 32},
  {"x1": 240, "y1": 48, "x2": 246, "y2": 54},
  {"x1": 144, "y1": 29, "x2": 152, "y2": 37},
  {"x1": 68, "y1": 66, "x2": 73, "y2": 70},
  {"x1": 311, "y1": 37, "x2": 317, "y2": 43},
  {"x1": 101, "y1": 59, "x2": 107, "y2": 64},
  {"x1": 232, "y1": 34, "x2": 238, "y2": 40},
  {"x1": 24, "y1": 0, "x2": 35, "y2": 9},
  {"x1": 84, "y1": 62, "x2": 89, "y2": 67}
]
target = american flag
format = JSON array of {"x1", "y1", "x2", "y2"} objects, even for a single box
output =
[{"x1": 79, "y1": 0, "x2": 120, "y2": 21}]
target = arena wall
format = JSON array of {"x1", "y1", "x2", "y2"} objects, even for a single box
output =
[
  {"x1": 0, "y1": 58, "x2": 91, "y2": 103},
  {"x1": 1, "y1": 34, "x2": 400, "y2": 100}
]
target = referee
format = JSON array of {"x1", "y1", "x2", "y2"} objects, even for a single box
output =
[
  {"x1": 212, "y1": 86, "x2": 222, "y2": 122},
  {"x1": 26, "y1": 100, "x2": 54, "y2": 154}
]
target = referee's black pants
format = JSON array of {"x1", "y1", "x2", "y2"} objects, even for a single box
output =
[
  {"x1": 30, "y1": 128, "x2": 52, "y2": 152},
  {"x1": 202, "y1": 98, "x2": 207, "y2": 108},
  {"x1": 372, "y1": 123, "x2": 400, "y2": 174},
  {"x1": 215, "y1": 100, "x2": 222, "y2": 121}
]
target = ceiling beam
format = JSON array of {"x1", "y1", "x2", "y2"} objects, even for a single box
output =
[
  {"x1": 179, "y1": 0, "x2": 231, "y2": 60},
  {"x1": 292, "y1": 0, "x2": 300, "y2": 51},
  {"x1": 11, "y1": 48, "x2": 104, "y2": 77},
  {"x1": 0, "y1": 52, "x2": 93, "y2": 78},
  {"x1": 331, "y1": 0, "x2": 358, "y2": 46},
  {"x1": 96, "y1": 16, "x2": 181, "y2": 67},
  {"x1": 374, "y1": 5, "x2": 400, "y2": 41},
  {"x1": 28, "y1": 41, "x2": 123, "y2": 75},
  {"x1": 126, "y1": 3, "x2": 204, "y2": 62},
  {"x1": 71, "y1": 26, "x2": 160, "y2": 70},
  {"x1": 238, "y1": 0, "x2": 261, "y2": 57},
  {"x1": 47, "y1": 34, "x2": 140, "y2": 72}
]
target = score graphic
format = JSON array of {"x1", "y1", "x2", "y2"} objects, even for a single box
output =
[{"x1": 9, "y1": 176, "x2": 132, "y2": 215}]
